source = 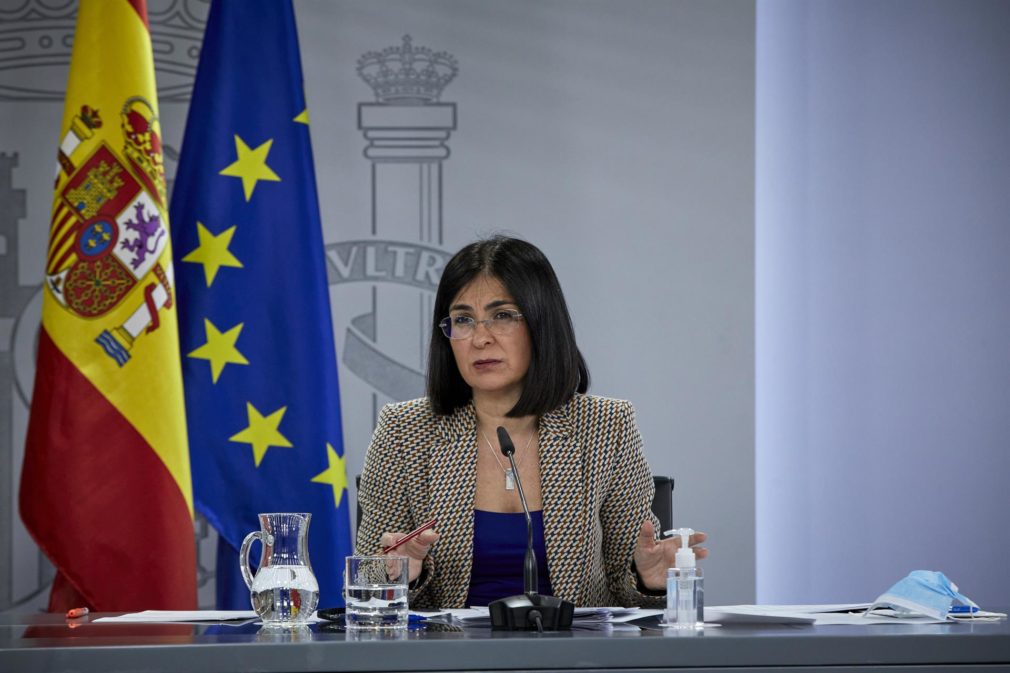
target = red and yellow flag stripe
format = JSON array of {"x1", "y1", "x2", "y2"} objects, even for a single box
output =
[{"x1": 20, "y1": 0, "x2": 195, "y2": 611}]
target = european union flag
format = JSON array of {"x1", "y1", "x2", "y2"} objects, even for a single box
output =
[{"x1": 169, "y1": 0, "x2": 352, "y2": 609}]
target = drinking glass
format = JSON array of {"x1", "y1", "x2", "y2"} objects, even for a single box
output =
[{"x1": 344, "y1": 555, "x2": 409, "y2": 629}]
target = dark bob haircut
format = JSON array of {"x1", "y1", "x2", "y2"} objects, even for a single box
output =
[{"x1": 426, "y1": 235, "x2": 589, "y2": 417}]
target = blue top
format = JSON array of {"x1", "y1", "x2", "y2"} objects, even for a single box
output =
[{"x1": 466, "y1": 509, "x2": 552, "y2": 607}]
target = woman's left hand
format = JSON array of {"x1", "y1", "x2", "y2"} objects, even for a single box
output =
[{"x1": 633, "y1": 520, "x2": 708, "y2": 591}]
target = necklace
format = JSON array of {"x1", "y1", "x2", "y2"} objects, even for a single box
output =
[{"x1": 479, "y1": 426, "x2": 536, "y2": 490}]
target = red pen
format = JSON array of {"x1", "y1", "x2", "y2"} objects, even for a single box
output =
[
  {"x1": 66, "y1": 607, "x2": 89, "y2": 619},
  {"x1": 382, "y1": 518, "x2": 437, "y2": 554}
]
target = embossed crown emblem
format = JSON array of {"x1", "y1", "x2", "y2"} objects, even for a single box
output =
[
  {"x1": 357, "y1": 35, "x2": 458, "y2": 104},
  {"x1": 120, "y1": 97, "x2": 166, "y2": 204},
  {"x1": 0, "y1": 2, "x2": 206, "y2": 102}
]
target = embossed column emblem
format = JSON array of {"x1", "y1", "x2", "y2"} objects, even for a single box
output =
[{"x1": 327, "y1": 36, "x2": 457, "y2": 405}]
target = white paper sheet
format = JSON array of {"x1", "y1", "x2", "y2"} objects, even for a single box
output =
[
  {"x1": 703, "y1": 604, "x2": 952, "y2": 625},
  {"x1": 442, "y1": 606, "x2": 640, "y2": 628},
  {"x1": 94, "y1": 610, "x2": 259, "y2": 623},
  {"x1": 93, "y1": 610, "x2": 324, "y2": 624}
]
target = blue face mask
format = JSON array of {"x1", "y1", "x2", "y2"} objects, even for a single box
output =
[{"x1": 867, "y1": 570, "x2": 978, "y2": 620}]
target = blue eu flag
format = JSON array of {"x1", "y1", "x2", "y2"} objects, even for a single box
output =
[{"x1": 169, "y1": 0, "x2": 352, "y2": 609}]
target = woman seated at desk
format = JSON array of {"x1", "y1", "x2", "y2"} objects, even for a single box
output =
[{"x1": 356, "y1": 236, "x2": 707, "y2": 608}]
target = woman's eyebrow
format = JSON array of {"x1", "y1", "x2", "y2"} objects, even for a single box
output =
[{"x1": 449, "y1": 299, "x2": 515, "y2": 312}]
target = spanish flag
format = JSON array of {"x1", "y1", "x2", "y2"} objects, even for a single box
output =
[{"x1": 19, "y1": 0, "x2": 196, "y2": 612}]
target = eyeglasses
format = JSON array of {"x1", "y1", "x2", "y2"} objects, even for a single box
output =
[{"x1": 438, "y1": 309, "x2": 525, "y2": 340}]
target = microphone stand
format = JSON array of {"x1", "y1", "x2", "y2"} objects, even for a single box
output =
[{"x1": 488, "y1": 427, "x2": 574, "y2": 631}]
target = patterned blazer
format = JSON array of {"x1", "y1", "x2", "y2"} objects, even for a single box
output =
[{"x1": 355, "y1": 393, "x2": 664, "y2": 609}]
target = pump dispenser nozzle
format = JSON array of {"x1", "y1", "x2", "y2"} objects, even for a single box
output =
[{"x1": 665, "y1": 527, "x2": 696, "y2": 569}]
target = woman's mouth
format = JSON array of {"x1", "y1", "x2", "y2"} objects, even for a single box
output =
[{"x1": 473, "y1": 359, "x2": 502, "y2": 370}]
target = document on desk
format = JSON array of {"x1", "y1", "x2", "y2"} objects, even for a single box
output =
[
  {"x1": 94, "y1": 610, "x2": 289, "y2": 624},
  {"x1": 705, "y1": 604, "x2": 854, "y2": 625},
  {"x1": 443, "y1": 607, "x2": 640, "y2": 629},
  {"x1": 705, "y1": 604, "x2": 953, "y2": 625}
]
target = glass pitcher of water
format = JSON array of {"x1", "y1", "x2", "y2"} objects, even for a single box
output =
[{"x1": 240, "y1": 513, "x2": 319, "y2": 624}]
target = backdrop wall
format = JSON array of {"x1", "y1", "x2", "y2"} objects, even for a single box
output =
[
  {"x1": 0, "y1": 0, "x2": 756, "y2": 609},
  {"x1": 302, "y1": 0, "x2": 757, "y2": 608},
  {"x1": 756, "y1": 0, "x2": 1010, "y2": 605}
]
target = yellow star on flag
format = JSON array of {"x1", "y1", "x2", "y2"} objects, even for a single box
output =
[
  {"x1": 229, "y1": 403, "x2": 292, "y2": 467},
  {"x1": 187, "y1": 318, "x2": 249, "y2": 383},
  {"x1": 294, "y1": 109, "x2": 310, "y2": 124},
  {"x1": 182, "y1": 221, "x2": 243, "y2": 287},
  {"x1": 219, "y1": 134, "x2": 281, "y2": 201},
  {"x1": 311, "y1": 443, "x2": 348, "y2": 508}
]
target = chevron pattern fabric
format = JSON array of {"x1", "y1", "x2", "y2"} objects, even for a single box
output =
[{"x1": 356, "y1": 394, "x2": 664, "y2": 608}]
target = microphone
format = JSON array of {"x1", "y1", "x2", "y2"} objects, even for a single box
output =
[
  {"x1": 497, "y1": 426, "x2": 537, "y2": 596},
  {"x1": 488, "y1": 426, "x2": 574, "y2": 632}
]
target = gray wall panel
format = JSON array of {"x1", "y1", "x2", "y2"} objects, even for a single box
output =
[{"x1": 756, "y1": 0, "x2": 1010, "y2": 606}]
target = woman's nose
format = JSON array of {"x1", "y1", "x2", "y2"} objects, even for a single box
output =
[{"x1": 471, "y1": 321, "x2": 494, "y2": 346}]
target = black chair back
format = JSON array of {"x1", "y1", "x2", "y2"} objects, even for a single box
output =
[{"x1": 650, "y1": 475, "x2": 674, "y2": 533}]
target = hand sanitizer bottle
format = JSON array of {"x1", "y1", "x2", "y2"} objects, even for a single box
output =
[{"x1": 665, "y1": 527, "x2": 703, "y2": 629}]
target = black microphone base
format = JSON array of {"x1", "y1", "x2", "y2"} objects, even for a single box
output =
[{"x1": 489, "y1": 593, "x2": 574, "y2": 631}]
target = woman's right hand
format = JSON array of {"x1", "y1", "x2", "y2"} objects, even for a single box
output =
[{"x1": 379, "y1": 529, "x2": 439, "y2": 582}]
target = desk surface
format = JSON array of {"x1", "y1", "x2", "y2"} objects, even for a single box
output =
[{"x1": 2, "y1": 611, "x2": 1009, "y2": 673}]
